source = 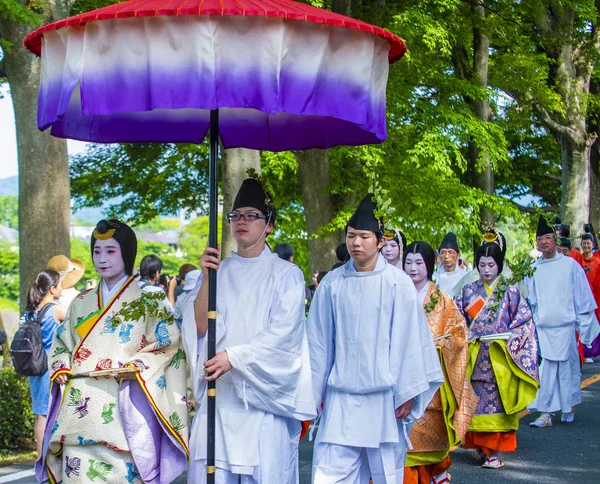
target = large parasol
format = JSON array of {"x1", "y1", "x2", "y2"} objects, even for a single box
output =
[{"x1": 24, "y1": 0, "x2": 406, "y2": 481}]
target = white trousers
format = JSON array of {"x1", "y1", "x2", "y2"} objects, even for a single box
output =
[
  {"x1": 187, "y1": 416, "x2": 300, "y2": 484},
  {"x1": 312, "y1": 442, "x2": 402, "y2": 484},
  {"x1": 529, "y1": 341, "x2": 581, "y2": 413}
]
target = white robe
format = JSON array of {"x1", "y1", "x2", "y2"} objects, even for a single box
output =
[
  {"x1": 307, "y1": 255, "x2": 444, "y2": 483},
  {"x1": 526, "y1": 253, "x2": 599, "y2": 413},
  {"x1": 435, "y1": 265, "x2": 468, "y2": 296},
  {"x1": 181, "y1": 248, "x2": 316, "y2": 483}
]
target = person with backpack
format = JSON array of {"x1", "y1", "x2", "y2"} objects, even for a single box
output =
[{"x1": 23, "y1": 270, "x2": 66, "y2": 457}]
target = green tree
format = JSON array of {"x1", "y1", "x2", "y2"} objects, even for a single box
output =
[
  {"x1": 0, "y1": 241, "x2": 19, "y2": 300},
  {"x1": 1, "y1": 0, "x2": 71, "y2": 313},
  {"x1": 0, "y1": 196, "x2": 18, "y2": 228}
]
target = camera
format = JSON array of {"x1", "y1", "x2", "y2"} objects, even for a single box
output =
[
  {"x1": 176, "y1": 275, "x2": 183, "y2": 285},
  {"x1": 158, "y1": 274, "x2": 170, "y2": 287}
]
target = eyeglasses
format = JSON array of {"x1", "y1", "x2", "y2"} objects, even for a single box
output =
[
  {"x1": 226, "y1": 212, "x2": 267, "y2": 223},
  {"x1": 536, "y1": 235, "x2": 555, "y2": 242}
]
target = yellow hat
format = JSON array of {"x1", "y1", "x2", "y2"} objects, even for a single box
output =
[{"x1": 47, "y1": 255, "x2": 85, "y2": 289}]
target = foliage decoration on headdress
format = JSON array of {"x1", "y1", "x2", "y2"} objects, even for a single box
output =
[
  {"x1": 368, "y1": 171, "x2": 395, "y2": 230},
  {"x1": 246, "y1": 168, "x2": 275, "y2": 213}
]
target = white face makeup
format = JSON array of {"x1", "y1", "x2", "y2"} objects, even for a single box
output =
[
  {"x1": 382, "y1": 240, "x2": 400, "y2": 264},
  {"x1": 478, "y1": 256, "x2": 499, "y2": 284},
  {"x1": 404, "y1": 252, "x2": 429, "y2": 288},
  {"x1": 93, "y1": 238, "x2": 126, "y2": 284}
]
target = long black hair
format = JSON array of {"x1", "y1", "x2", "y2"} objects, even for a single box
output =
[
  {"x1": 403, "y1": 241, "x2": 435, "y2": 280},
  {"x1": 475, "y1": 242, "x2": 505, "y2": 274},
  {"x1": 26, "y1": 270, "x2": 60, "y2": 312}
]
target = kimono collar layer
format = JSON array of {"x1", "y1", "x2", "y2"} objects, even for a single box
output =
[
  {"x1": 538, "y1": 252, "x2": 562, "y2": 264},
  {"x1": 345, "y1": 253, "x2": 387, "y2": 276},
  {"x1": 101, "y1": 274, "x2": 129, "y2": 306},
  {"x1": 229, "y1": 246, "x2": 276, "y2": 263}
]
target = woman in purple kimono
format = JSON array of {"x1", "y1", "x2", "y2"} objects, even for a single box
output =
[{"x1": 455, "y1": 238, "x2": 539, "y2": 470}]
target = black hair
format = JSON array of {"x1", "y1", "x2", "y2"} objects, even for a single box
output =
[
  {"x1": 475, "y1": 242, "x2": 505, "y2": 274},
  {"x1": 26, "y1": 270, "x2": 60, "y2": 312},
  {"x1": 273, "y1": 243, "x2": 294, "y2": 262},
  {"x1": 317, "y1": 271, "x2": 329, "y2": 284},
  {"x1": 140, "y1": 255, "x2": 163, "y2": 280},
  {"x1": 91, "y1": 219, "x2": 137, "y2": 276},
  {"x1": 336, "y1": 243, "x2": 350, "y2": 263},
  {"x1": 403, "y1": 241, "x2": 435, "y2": 280}
]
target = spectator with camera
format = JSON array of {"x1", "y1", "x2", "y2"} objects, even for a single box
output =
[
  {"x1": 138, "y1": 254, "x2": 175, "y2": 312},
  {"x1": 173, "y1": 263, "x2": 198, "y2": 302}
]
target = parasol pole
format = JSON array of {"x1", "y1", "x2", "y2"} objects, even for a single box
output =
[{"x1": 206, "y1": 108, "x2": 219, "y2": 483}]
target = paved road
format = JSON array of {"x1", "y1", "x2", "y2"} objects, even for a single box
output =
[{"x1": 2, "y1": 360, "x2": 599, "y2": 483}]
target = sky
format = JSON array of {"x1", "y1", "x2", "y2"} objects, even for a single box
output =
[{"x1": 0, "y1": 84, "x2": 87, "y2": 180}]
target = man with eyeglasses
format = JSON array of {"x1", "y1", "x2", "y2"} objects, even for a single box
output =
[
  {"x1": 527, "y1": 216, "x2": 599, "y2": 427},
  {"x1": 435, "y1": 232, "x2": 468, "y2": 296},
  {"x1": 181, "y1": 177, "x2": 315, "y2": 484}
]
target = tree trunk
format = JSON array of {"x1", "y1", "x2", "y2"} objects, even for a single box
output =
[
  {"x1": 2, "y1": 7, "x2": 71, "y2": 313},
  {"x1": 296, "y1": 149, "x2": 345, "y2": 272},
  {"x1": 559, "y1": 134, "x2": 591, "y2": 237},
  {"x1": 220, "y1": 148, "x2": 261, "y2": 257},
  {"x1": 469, "y1": 1, "x2": 494, "y2": 230},
  {"x1": 590, "y1": 148, "x2": 600, "y2": 234},
  {"x1": 293, "y1": 0, "x2": 353, "y2": 273}
]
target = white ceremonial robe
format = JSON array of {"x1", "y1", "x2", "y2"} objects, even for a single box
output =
[
  {"x1": 182, "y1": 248, "x2": 316, "y2": 484},
  {"x1": 526, "y1": 253, "x2": 599, "y2": 413},
  {"x1": 307, "y1": 255, "x2": 444, "y2": 484},
  {"x1": 435, "y1": 265, "x2": 468, "y2": 296}
]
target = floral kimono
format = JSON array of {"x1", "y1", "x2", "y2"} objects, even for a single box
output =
[
  {"x1": 455, "y1": 277, "x2": 539, "y2": 454},
  {"x1": 405, "y1": 282, "x2": 477, "y2": 483},
  {"x1": 36, "y1": 277, "x2": 189, "y2": 483}
]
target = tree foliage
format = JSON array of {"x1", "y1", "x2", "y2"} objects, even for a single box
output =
[{"x1": 0, "y1": 196, "x2": 18, "y2": 228}]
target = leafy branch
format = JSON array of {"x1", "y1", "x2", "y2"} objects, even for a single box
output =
[
  {"x1": 487, "y1": 255, "x2": 536, "y2": 317},
  {"x1": 111, "y1": 292, "x2": 174, "y2": 328}
]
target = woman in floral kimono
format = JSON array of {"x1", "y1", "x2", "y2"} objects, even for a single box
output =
[
  {"x1": 37, "y1": 219, "x2": 189, "y2": 483},
  {"x1": 455, "y1": 239, "x2": 539, "y2": 470},
  {"x1": 403, "y1": 241, "x2": 477, "y2": 484}
]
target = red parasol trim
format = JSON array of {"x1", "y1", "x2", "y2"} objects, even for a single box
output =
[{"x1": 23, "y1": 0, "x2": 406, "y2": 63}]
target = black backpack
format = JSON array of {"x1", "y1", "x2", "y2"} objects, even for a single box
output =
[{"x1": 10, "y1": 303, "x2": 54, "y2": 376}]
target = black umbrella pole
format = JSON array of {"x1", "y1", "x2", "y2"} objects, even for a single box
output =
[{"x1": 206, "y1": 108, "x2": 219, "y2": 484}]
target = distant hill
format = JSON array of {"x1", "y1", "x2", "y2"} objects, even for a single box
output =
[
  {"x1": 0, "y1": 175, "x2": 109, "y2": 224},
  {"x1": 0, "y1": 176, "x2": 18, "y2": 196}
]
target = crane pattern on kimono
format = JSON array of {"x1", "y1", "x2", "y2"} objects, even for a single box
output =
[
  {"x1": 101, "y1": 403, "x2": 117, "y2": 424},
  {"x1": 126, "y1": 462, "x2": 142, "y2": 483},
  {"x1": 168, "y1": 348, "x2": 186, "y2": 369},
  {"x1": 86, "y1": 459, "x2": 113, "y2": 482},
  {"x1": 119, "y1": 323, "x2": 134, "y2": 344},
  {"x1": 102, "y1": 316, "x2": 117, "y2": 334},
  {"x1": 154, "y1": 320, "x2": 171, "y2": 349},
  {"x1": 68, "y1": 388, "x2": 91, "y2": 419},
  {"x1": 77, "y1": 436, "x2": 96, "y2": 445},
  {"x1": 64, "y1": 456, "x2": 81, "y2": 478}
]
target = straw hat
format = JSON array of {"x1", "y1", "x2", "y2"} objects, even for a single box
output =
[{"x1": 47, "y1": 255, "x2": 85, "y2": 289}]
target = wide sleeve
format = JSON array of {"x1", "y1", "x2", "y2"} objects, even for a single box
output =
[
  {"x1": 226, "y1": 267, "x2": 317, "y2": 421},
  {"x1": 572, "y1": 261, "x2": 600, "y2": 345},
  {"x1": 47, "y1": 303, "x2": 79, "y2": 381},
  {"x1": 306, "y1": 278, "x2": 336, "y2": 416},
  {"x1": 389, "y1": 281, "x2": 444, "y2": 420},
  {"x1": 437, "y1": 297, "x2": 476, "y2": 440},
  {"x1": 504, "y1": 286, "x2": 539, "y2": 382}
]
